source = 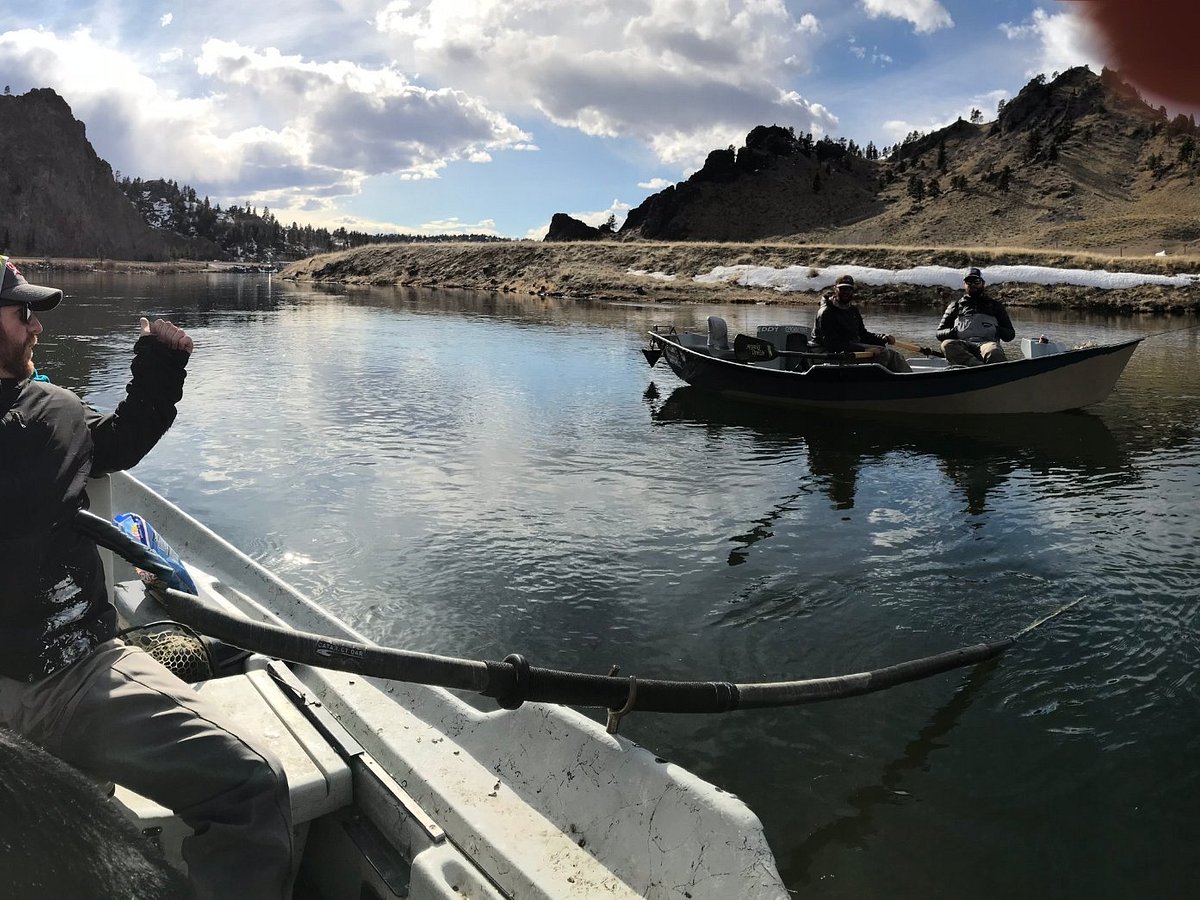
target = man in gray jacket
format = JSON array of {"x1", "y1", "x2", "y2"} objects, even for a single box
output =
[
  {"x1": 0, "y1": 257, "x2": 293, "y2": 899},
  {"x1": 936, "y1": 267, "x2": 1016, "y2": 366}
]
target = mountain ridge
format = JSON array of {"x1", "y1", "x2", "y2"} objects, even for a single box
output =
[{"x1": 548, "y1": 67, "x2": 1200, "y2": 256}]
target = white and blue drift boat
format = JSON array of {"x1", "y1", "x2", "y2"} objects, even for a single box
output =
[
  {"x1": 86, "y1": 471, "x2": 788, "y2": 900},
  {"x1": 645, "y1": 318, "x2": 1142, "y2": 415},
  {"x1": 82, "y1": 472, "x2": 1070, "y2": 897}
]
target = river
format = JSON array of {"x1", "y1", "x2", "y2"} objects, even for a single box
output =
[{"x1": 39, "y1": 270, "x2": 1200, "y2": 898}]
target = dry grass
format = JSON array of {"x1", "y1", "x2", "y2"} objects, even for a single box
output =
[{"x1": 280, "y1": 239, "x2": 1200, "y2": 314}]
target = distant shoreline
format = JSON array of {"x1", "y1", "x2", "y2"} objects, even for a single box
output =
[
  {"x1": 13, "y1": 258, "x2": 276, "y2": 275},
  {"x1": 16, "y1": 242, "x2": 1200, "y2": 314},
  {"x1": 278, "y1": 240, "x2": 1200, "y2": 315}
]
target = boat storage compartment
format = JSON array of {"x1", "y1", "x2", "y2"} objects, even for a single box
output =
[
  {"x1": 1021, "y1": 337, "x2": 1068, "y2": 357},
  {"x1": 111, "y1": 666, "x2": 353, "y2": 869}
]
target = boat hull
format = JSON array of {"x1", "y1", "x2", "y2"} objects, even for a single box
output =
[
  {"x1": 651, "y1": 334, "x2": 1141, "y2": 414},
  {"x1": 89, "y1": 472, "x2": 786, "y2": 900}
]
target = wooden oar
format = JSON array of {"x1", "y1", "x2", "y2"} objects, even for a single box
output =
[
  {"x1": 733, "y1": 334, "x2": 875, "y2": 364},
  {"x1": 892, "y1": 338, "x2": 945, "y2": 358}
]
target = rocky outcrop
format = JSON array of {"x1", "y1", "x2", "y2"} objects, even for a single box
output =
[
  {"x1": 0, "y1": 89, "x2": 187, "y2": 259},
  {"x1": 615, "y1": 68, "x2": 1200, "y2": 253},
  {"x1": 544, "y1": 212, "x2": 608, "y2": 241}
]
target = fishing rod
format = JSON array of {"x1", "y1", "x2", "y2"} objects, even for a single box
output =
[
  {"x1": 1141, "y1": 319, "x2": 1200, "y2": 340},
  {"x1": 76, "y1": 509, "x2": 1081, "y2": 727}
]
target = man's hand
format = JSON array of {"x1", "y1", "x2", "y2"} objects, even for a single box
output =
[{"x1": 139, "y1": 317, "x2": 194, "y2": 353}]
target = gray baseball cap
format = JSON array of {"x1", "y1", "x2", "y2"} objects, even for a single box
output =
[{"x1": 0, "y1": 256, "x2": 63, "y2": 310}]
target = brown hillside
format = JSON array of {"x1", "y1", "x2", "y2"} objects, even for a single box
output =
[{"x1": 615, "y1": 68, "x2": 1200, "y2": 256}]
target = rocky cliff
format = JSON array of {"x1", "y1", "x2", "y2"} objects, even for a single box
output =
[
  {"x1": 598, "y1": 68, "x2": 1200, "y2": 255},
  {"x1": 0, "y1": 89, "x2": 188, "y2": 259}
]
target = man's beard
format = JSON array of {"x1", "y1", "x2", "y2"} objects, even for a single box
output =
[{"x1": 0, "y1": 336, "x2": 34, "y2": 378}]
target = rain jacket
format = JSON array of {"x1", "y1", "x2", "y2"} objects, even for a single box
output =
[
  {"x1": 813, "y1": 297, "x2": 888, "y2": 352},
  {"x1": 0, "y1": 337, "x2": 188, "y2": 681}
]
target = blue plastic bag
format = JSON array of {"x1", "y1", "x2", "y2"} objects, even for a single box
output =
[{"x1": 113, "y1": 512, "x2": 199, "y2": 594}]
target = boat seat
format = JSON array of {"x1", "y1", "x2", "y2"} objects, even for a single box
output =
[
  {"x1": 706, "y1": 316, "x2": 737, "y2": 359},
  {"x1": 110, "y1": 665, "x2": 353, "y2": 870}
]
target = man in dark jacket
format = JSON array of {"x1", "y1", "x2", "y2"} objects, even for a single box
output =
[
  {"x1": 936, "y1": 267, "x2": 1016, "y2": 365},
  {"x1": 813, "y1": 275, "x2": 912, "y2": 373},
  {"x1": 0, "y1": 258, "x2": 293, "y2": 899}
]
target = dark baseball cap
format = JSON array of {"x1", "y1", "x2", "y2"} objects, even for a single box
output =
[
  {"x1": 964, "y1": 267, "x2": 984, "y2": 283},
  {"x1": 0, "y1": 256, "x2": 63, "y2": 311}
]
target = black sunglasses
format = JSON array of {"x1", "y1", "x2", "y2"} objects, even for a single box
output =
[{"x1": 1, "y1": 303, "x2": 34, "y2": 324}]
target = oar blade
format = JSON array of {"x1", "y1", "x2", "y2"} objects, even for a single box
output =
[{"x1": 733, "y1": 334, "x2": 778, "y2": 363}]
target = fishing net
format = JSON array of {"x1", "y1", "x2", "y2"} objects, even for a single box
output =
[{"x1": 120, "y1": 622, "x2": 214, "y2": 683}]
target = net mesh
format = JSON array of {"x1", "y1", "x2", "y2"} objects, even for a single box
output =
[{"x1": 124, "y1": 624, "x2": 213, "y2": 683}]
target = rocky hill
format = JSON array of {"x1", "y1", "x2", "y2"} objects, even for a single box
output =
[
  {"x1": 0, "y1": 89, "x2": 198, "y2": 260},
  {"x1": 600, "y1": 68, "x2": 1200, "y2": 255}
]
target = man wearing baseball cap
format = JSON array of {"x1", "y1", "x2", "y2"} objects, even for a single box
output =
[
  {"x1": 0, "y1": 258, "x2": 294, "y2": 899},
  {"x1": 813, "y1": 274, "x2": 913, "y2": 373},
  {"x1": 936, "y1": 267, "x2": 1016, "y2": 366}
]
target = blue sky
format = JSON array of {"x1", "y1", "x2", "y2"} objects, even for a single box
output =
[{"x1": 0, "y1": 2, "x2": 1118, "y2": 239}]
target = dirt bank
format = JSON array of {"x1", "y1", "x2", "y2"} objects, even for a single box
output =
[{"x1": 279, "y1": 240, "x2": 1200, "y2": 315}]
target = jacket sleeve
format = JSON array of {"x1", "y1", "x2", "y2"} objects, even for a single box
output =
[
  {"x1": 813, "y1": 303, "x2": 832, "y2": 348},
  {"x1": 935, "y1": 301, "x2": 960, "y2": 342},
  {"x1": 994, "y1": 302, "x2": 1016, "y2": 342},
  {"x1": 87, "y1": 336, "x2": 190, "y2": 476}
]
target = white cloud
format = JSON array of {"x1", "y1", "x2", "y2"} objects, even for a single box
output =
[
  {"x1": 638, "y1": 177, "x2": 674, "y2": 190},
  {"x1": 525, "y1": 198, "x2": 631, "y2": 241},
  {"x1": 374, "y1": 0, "x2": 836, "y2": 172},
  {"x1": 0, "y1": 28, "x2": 530, "y2": 221},
  {"x1": 160, "y1": 13, "x2": 173, "y2": 27},
  {"x1": 418, "y1": 216, "x2": 498, "y2": 234},
  {"x1": 880, "y1": 89, "x2": 1007, "y2": 142},
  {"x1": 1000, "y1": 7, "x2": 1102, "y2": 78},
  {"x1": 859, "y1": 0, "x2": 953, "y2": 34}
]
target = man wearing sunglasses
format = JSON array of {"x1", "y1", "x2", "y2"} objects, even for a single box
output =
[
  {"x1": 813, "y1": 274, "x2": 913, "y2": 373},
  {"x1": 0, "y1": 257, "x2": 293, "y2": 899},
  {"x1": 936, "y1": 267, "x2": 1016, "y2": 366}
]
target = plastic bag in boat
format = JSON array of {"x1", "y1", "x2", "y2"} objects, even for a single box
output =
[{"x1": 113, "y1": 512, "x2": 199, "y2": 594}]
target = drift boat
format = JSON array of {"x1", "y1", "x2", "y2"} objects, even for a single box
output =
[
  {"x1": 83, "y1": 471, "x2": 1078, "y2": 898},
  {"x1": 86, "y1": 471, "x2": 786, "y2": 900},
  {"x1": 645, "y1": 318, "x2": 1141, "y2": 415}
]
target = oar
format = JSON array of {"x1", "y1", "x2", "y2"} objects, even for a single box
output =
[
  {"x1": 733, "y1": 334, "x2": 875, "y2": 364},
  {"x1": 76, "y1": 509, "x2": 1084, "y2": 725},
  {"x1": 892, "y1": 338, "x2": 945, "y2": 358}
]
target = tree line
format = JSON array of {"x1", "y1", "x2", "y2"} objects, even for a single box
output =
[{"x1": 115, "y1": 176, "x2": 507, "y2": 260}]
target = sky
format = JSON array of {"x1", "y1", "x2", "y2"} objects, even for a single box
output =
[{"x1": 0, "y1": 1, "x2": 1148, "y2": 241}]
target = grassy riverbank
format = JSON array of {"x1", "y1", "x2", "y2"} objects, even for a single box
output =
[
  {"x1": 279, "y1": 240, "x2": 1200, "y2": 314},
  {"x1": 19, "y1": 241, "x2": 1200, "y2": 314}
]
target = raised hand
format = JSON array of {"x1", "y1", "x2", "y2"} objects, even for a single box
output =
[{"x1": 139, "y1": 317, "x2": 194, "y2": 353}]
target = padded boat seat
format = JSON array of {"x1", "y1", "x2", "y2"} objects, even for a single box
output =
[
  {"x1": 706, "y1": 315, "x2": 737, "y2": 359},
  {"x1": 111, "y1": 668, "x2": 352, "y2": 868}
]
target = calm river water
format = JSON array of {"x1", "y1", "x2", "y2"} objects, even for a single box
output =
[{"x1": 38, "y1": 271, "x2": 1200, "y2": 898}]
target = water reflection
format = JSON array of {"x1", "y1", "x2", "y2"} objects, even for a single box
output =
[
  {"x1": 786, "y1": 660, "x2": 999, "y2": 886},
  {"x1": 647, "y1": 386, "x2": 1136, "y2": 557}
]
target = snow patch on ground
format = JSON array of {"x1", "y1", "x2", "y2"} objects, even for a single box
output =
[{"x1": 694, "y1": 264, "x2": 1200, "y2": 292}]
